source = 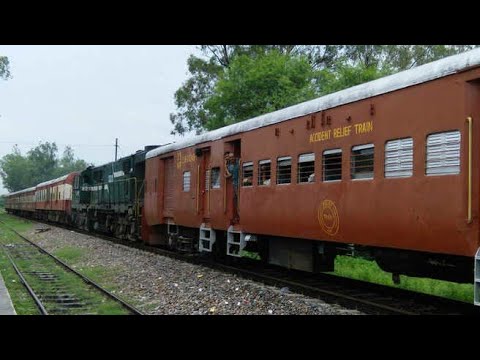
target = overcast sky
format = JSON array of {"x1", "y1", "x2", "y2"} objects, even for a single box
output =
[{"x1": 0, "y1": 45, "x2": 200, "y2": 194}]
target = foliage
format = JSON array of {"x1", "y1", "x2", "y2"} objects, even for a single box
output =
[
  {"x1": 204, "y1": 51, "x2": 318, "y2": 129},
  {"x1": 170, "y1": 45, "x2": 477, "y2": 135},
  {"x1": 0, "y1": 56, "x2": 11, "y2": 80},
  {"x1": 315, "y1": 62, "x2": 392, "y2": 95},
  {"x1": 0, "y1": 143, "x2": 90, "y2": 192}
]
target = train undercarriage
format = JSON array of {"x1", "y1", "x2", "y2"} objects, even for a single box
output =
[{"x1": 145, "y1": 222, "x2": 476, "y2": 285}]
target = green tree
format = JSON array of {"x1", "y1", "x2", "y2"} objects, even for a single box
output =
[
  {"x1": 343, "y1": 45, "x2": 477, "y2": 71},
  {"x1": 316, "y1": 62, "x2": 392, "y2": 95},
  {"x1": 0, "y1": 143, "x2": 90, "y2": 192},
  {"x1": 0, "y1": 56, "x2": 11, "y2": 80},
  {"x1": 0, "y1": 146, "x2": 34, "y2": 192},
  {"x1": 170, "y1": 45, "x2": 478, "y2": 135},
  {"x1": 27, "y1": 142, "x2": 58, "y2": 186},
  {"x1": 205, "y1": 51, "x2": 318, "y2": 129},
  {"x1": 170, "y1": 45, "x2": 345, "y2": 135},
  {"x1": 55, "y1": 146, "x2": 89, "y2": 178}
]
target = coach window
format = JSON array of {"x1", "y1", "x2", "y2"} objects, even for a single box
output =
[
  {"x1": 323, "y1": 149, "x2": 342, "y2": 182},
  {"x1": 277, "y1": 156, "x2": 292, "y2": 184},
  {"x1": 298, "y1": 153, "x2": 315, "y2": 183},
  {"x1": 211, "y1": 167, "x2": 221, "y2": 189},
  {"x1": 385, "y1": 138, "x2": 413, "y2": 178},
  {"x1": 426, "y1": 130, "x2": 461, "y2": 175},
  {"x1": 258, "y1": 160, "x2": 271, "y2": 186},
  {"x1": 351, "y1": 144, "x2": 374, "y2": 180},
  {"x1": 242, "y1": 162, "x2": 253, "y2": 187},
  {"x1": 183, "y1": 171, "x2": 191, "y2": 192}
]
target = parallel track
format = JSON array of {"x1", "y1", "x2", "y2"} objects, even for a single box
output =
[
  {"x1": 0, "y1": 219, "x2": 143, "y2": 315},
  {"x1": 7, "y1": 214, "x2": 480, "y2": 315}
]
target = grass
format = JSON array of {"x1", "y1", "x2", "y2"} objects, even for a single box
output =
[
  {"x1": 0, "y1": 212, "x2": 33, "y2": 233},
  {"x1": 0, "y1": 250, "x2": 40, "y2": 315},
  {"x1": 332, "y1": 255, "x2": 474, "y2": 303},
  {"x1": 54, "y1": 247, "x2": 86, "y2": 264},
  {"x1": 0, "y1": 213, "x2": 39, "y2": 314}
]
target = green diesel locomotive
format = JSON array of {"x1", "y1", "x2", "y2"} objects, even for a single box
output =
[{"x1": 72, "y1": 146, "x2": 158, "y2": 240}]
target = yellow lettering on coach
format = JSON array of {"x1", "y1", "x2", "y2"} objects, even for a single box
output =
[{"x1": 309, "y1": 121, "x2": 373, "y2": 144}]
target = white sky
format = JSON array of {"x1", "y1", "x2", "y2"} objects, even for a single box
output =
[{"x1": 0, "y1": 45, "x2": 200, "y2": 195}]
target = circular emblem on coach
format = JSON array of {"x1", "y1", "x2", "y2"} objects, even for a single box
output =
[{"x1": 318, "y1": 199, "x2": 339, "y2": 236}]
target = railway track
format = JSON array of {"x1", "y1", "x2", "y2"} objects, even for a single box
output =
[
  {"x1": 8, "y1": 215, "x2": 480, "y2": 315},
  {"x1": 85, "y1": 233, "x2": 479, "y2": 315},
  {"x1": 0, "y1": 220, "x2": 143, "y2": 315},
  {"x1": 59, "y1": 229, "x2": 480, "y2": 315}
]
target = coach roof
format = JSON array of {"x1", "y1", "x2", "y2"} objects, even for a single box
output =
[
  {"x1": 6, "y1": 187, "x2": 37, "y2": 197},
  {"x1": 36, "y1": 174, "x2": 70, "y2": 188},
  {"x1": 146, "y1": 47, "x2": 480, "y2": 160}
]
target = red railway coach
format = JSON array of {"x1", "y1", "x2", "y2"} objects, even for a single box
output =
[
  {"x1": 4, "y1": 187, "x2": 37, "y2": 216},
  {"x1": 143, "y1": 49, "x2": 480, "y2": 305},
  {"x1": 35, "y1": 172, "x2": 78, "y2": 223}
]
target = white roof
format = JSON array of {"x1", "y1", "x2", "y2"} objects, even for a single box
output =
[
  {"x1": 147, "y1": 47, "x2": 480, "y2": 160},
  {"x1": 6, "y1": 187, "x2": 37, "y2": 197},
  {"x1": 36, "y1": 174, "x2": 70, "y2": 188}
]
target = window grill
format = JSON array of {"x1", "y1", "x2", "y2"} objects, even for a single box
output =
[
  {"x1": 385, "y1": 138, "x2": 413, "y2": 178},
  {"x1": 351, "y1": 144, "x2": 374, "y2": 180},
  {"x1": 242, "y1": 162, "x2": 253, "y2": 187},
  {"x1": 258, "y1": 160, "x2": 271, "y2": 186},
  {"x1": 205, "y1": 169, "x2": 211, "y2": 190},
  {"x1": 183, "y1": 171, "x2": 191, "y2": 192},
  {"x1": 276, "y1": 156, "x2": 292, "y2": 184},
  {"x1": 426, "y1": 131, "x2": 461, "y2": 175},
  {"x1": 298, "y1": 153, "x2": 315, "y2": 183},
  {"x1": 211, "y1": 167, "x2": 221, "y2": 189},
  {"x1": 323, "y1": 149, "x2": 342, "y2": 182}
]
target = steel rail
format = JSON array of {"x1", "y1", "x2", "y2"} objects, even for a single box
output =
[{"x1": 4, "y1": 250, "x2": 48, "y2": 315}]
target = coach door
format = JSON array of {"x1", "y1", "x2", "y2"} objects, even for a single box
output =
[
  {"x1": 163, "y1": 157, "x2": 175, "y2": 218},
  {"x1": 224, "y1": 139, "x2": 241, "y2": 223},
  {"x1": 200, "y1": 148, "x2": 211, "y2": 220}
]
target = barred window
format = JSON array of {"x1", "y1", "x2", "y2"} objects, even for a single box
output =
[
  {"x1": 298, "y1": 153, "x2": 315, "y2": 183},
  {"x1": 277, "y1": 156, "x2": 292, "y2": 184},
  {"x1": 242, "y1": 162, "x2": 253, "y2": 187},
  {"x1": 385, "y1": 138, "x2": 413, "y2": 178},
  {"x1": 323, "y1": 149, "x2": 342, "y2": 182},
  {"x1": 351, "y1": 144, "x2": 374, "y2": 180},
  {"x1": 183, "y1": 171, "x2": 191, "y2": 192},
  {"x1": 426, "y1": 131, "x2": 461, "y2": 175},
  {"x1": 258, "y1": 160, "x2": 271, "y2": 186},
  {"x1": 205, "y1": 169, "x2": 210, "y2": 191},
  {"x1": 211, "y1": 167, "x2": 221, "y2": 189}
]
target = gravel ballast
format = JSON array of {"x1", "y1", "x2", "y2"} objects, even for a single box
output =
[{"x1": 24, "y1": 224, "x2": 363, "y2": 315}]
